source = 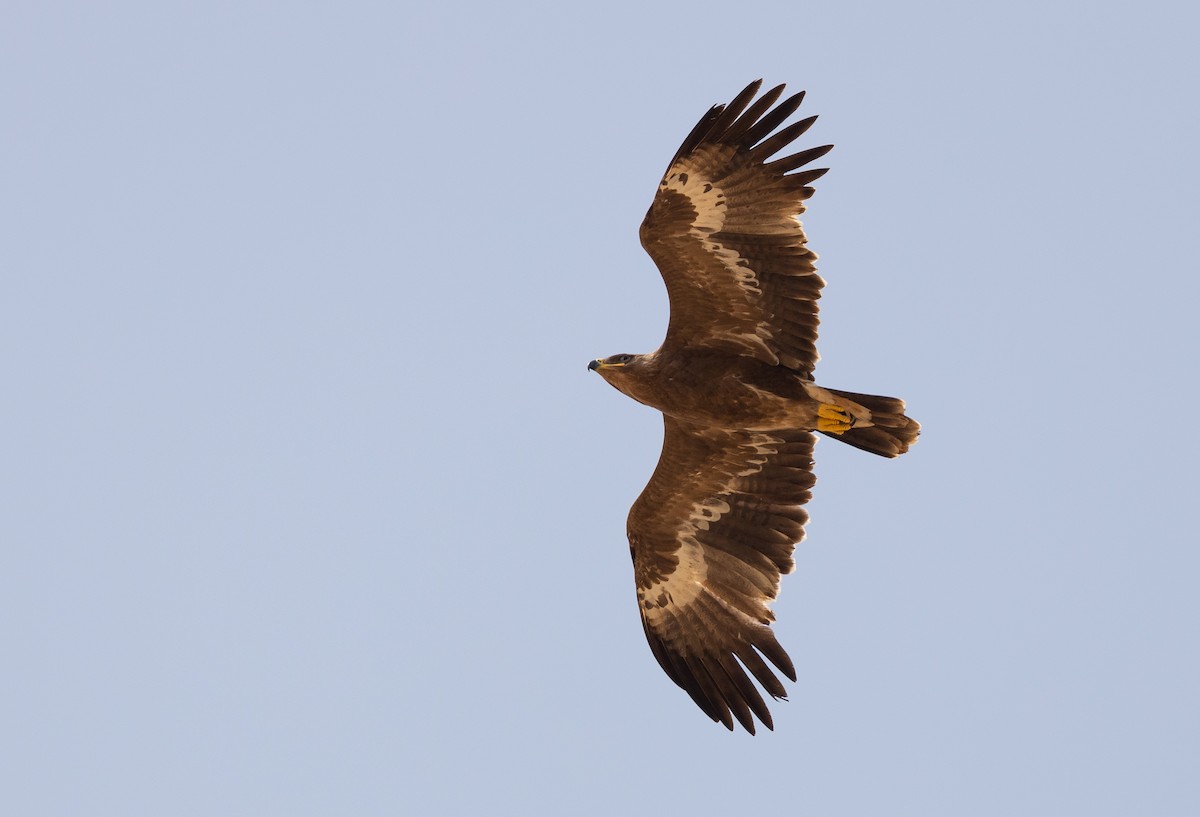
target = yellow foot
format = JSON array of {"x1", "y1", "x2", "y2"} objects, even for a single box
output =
[{"x1": 817, "y1": 403, "x2": 855, "y2": 434}]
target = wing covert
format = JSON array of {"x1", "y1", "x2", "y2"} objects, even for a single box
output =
[
  {"x1": 627, "y1": 417, "x2": 816, "y2": 733},
  {"x1": 640, "y1": 80, "x2": 832, "y2": 377}
]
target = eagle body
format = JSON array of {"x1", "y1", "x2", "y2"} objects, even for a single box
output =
[
  {"x1": 589, "y1": 81, "x2": 920, "y2": 734},
  {"x1": 592, "y1": 350, "x2": 827, "y2": 431}
]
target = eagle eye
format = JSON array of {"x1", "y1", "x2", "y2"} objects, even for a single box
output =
[{"x1": 614, "y1": 354, "x2": 634, "y2": 364}]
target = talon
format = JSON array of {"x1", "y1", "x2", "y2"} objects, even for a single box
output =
[{"x1": 817, "y1": 403, "x2": 854, "y2": 434}]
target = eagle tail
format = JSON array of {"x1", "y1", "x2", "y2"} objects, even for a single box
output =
[{"x1": 820, "y1": 388, "x2": 920, "y2": 458}]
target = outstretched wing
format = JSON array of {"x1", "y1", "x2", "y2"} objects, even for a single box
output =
[
  {"x1": 628, "y1": 417, "x2": 816, "y2": 733},
  {"x1": 640, "y1": 80, "x2": 831, "y2": 377}
]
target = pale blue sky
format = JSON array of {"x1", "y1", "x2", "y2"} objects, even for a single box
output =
[{"x1": 3, "y1": 2, "x2": 1198, "y2": 815}]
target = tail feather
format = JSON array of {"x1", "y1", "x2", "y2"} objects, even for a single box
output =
[{"x1": 821, "y1": 388, "x2": 920, "y2": 458}]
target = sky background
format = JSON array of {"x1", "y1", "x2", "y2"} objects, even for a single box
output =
[{"x1": 3, "y1": 1, "x2": 1199, "y2": 815}]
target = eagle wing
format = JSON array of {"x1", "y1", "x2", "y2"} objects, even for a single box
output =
[
  {"x1": 640, "y1": 80, "x2": 831, "y2": 377},
  {"x1": 628, "y1": 417, "x2": 816, "y2": 733}
]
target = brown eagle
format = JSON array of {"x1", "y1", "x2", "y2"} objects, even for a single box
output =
[{"x1": 589, "y1": 80, "x2": 920, "y2": 733}]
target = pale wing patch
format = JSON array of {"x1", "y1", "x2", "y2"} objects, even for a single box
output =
[
  {"x1": 734, "y1": 432, "x2": 784, "y2": 476},
  {"x1": 662, "y1": 166, "x2": 728, "y2": 233},
  {"x1": 688, "y1": 498, "x2": 730, "y2": 531},
  {"x1": 639, "y1": 538, "x2": 708, "y2": 615}
]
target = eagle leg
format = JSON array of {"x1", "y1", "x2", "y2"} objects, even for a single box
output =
[{"x1": 816, "y1": 403, "x2": 854, "y2": 434}]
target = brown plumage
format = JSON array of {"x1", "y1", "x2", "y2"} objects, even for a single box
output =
[{"x1": 589, "y1": 80, "x2": 920, "y2": 733}]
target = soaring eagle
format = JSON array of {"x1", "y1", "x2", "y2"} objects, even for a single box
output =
[{"x1": 589, "y1": 80, "x2": 920, "y2": 733}]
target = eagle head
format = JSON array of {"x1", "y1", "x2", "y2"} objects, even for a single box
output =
[
  {"x1": 588, "y1": 353, "x2": 639, "y2": 374},
  {"x1": 589, "y1": 354, "x2": 654, "y2": 403}
]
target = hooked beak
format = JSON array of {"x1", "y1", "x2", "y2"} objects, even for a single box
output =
[{"x1": 588, "y1": 359, "x2": 601, "y2": 371}]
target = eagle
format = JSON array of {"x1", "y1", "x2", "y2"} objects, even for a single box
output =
[{"x1": 589, "y1": 80, "x2": 920, "y2": 734}]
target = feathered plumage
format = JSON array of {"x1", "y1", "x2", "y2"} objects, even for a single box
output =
[{"x1": 590, "y1": 80, "x2": 919, "y2": 733}]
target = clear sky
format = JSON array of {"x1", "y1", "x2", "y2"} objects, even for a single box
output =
[{"x1": 3, "y1": 1, "x2": 1198, "y2": 815}]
